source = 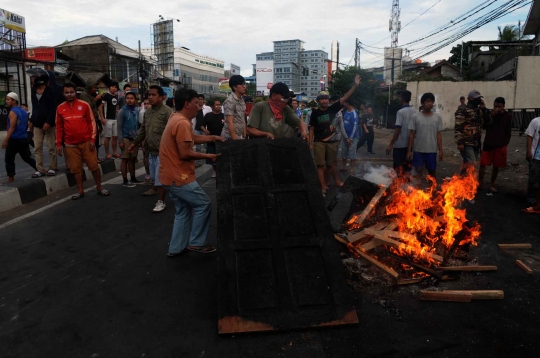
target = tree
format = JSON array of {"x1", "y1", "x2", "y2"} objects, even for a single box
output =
[
  {"x1": 327, "y1": 66, "x2": 381, "y2": 107},
  {"x1": 498, "y1": 25, "x2": 519, "y2": 41},
  {"x1": 448, "y1": 42, "x2": 469, "y2": 69},
  {"x1": 246, "y1": 82, "x2": 256, "y2": 98}
]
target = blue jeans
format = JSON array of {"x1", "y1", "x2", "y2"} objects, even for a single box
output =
[{"x1": 164, "y1": 181, "x2": 212, "y2": 253}]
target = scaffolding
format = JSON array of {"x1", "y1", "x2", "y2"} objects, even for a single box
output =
[{"x1": 151, "y1": 19, "x2": 174, "y2": 77}]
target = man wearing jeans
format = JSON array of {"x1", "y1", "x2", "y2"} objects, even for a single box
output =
[{"x1": 159, "y1": 88, "x2": 223, "y2": 257}]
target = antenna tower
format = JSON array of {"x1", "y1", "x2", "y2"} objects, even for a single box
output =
[{"x1": 390, "y1": 0, "x2": 401, "y2": 47}]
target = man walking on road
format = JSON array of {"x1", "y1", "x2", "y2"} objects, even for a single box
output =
[
  {"x1": 455, "y1": 90, "x2": 489, "y2": 170},
  {"x1": 386, "y1": 90, "x2": 416, "y2": 174},
  {"x1": 309, "y1": 74, "x2": 360, "y2": 195},
  {"x1": 2, "y1": 92, "x2": 37, "y2": 183},
  {"x1": 159, "y1": 88, "x2": 223, "y2": 257},
  {"x1": 56, "y1": 83, "x2": 109, "y2": 200},
  {"x1": 357, "y1": 106, "x2": 376, "y2": 154},
  {"x1": 221, "y1": 75, "x2": 247, "y2": 140},
  {"x1": 478, "y1": 97, "x2": 512, "y2": 194},
  {"x1": 30, "y1": 74, "x2": 58, "y2": 178},
  {"x1": 99, "y1": 82, "x2": 120, "y2": 159},
  {"x1": 130, "y1": 85, "x2": 172, "y2": 213},
  {"x1": 117, "y1": 92, "x2": 140, "y2": 188}
]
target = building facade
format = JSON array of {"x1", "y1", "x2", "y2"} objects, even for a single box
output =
[
  {"x1": 141, "y1": 47, "x2": 224, "y2": 95},
  {"x1": 256, "y1": 52, "x2": 274, "y2": 96},
  {"x1": 272, "y1": 39, "x2": 304, "y2": 92},
  {"x1": 299, "y1": 50, "x2": 328, "y2": 98}
]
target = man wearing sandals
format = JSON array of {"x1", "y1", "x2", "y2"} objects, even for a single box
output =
[
  {"x1": 160, "y1": 88, "x2": 223, "y2": 257},
  {"x1": 56, "y1": 83, "x2": 110, "y2": 200},
  {"x1": 29, "y1": 74, "x2": 58, "y2": 178}
]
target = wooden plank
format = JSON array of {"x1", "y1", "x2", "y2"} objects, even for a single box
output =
[
  {"x1": 354, "y1": 186, "x2": 387, "y2": 227},
  {"x1": 385, "y1": 221, "x2": 399, "y2": 231},
  {"x1": 438, "y1": 266, "x2": 498, "y2": 272},
  {"x1": 420, "y1": 291, "x2": 473, "y2": 302},
  {"x1": 516, "y1": 260, "x2": 533, "y2": 274},
  {"x1": 334, "y1": 234, "x2": 349, "y2": 245},
  {"x1": 348, "y1": 243, "x2": 399, "y2": 279},
  {"x1": 363, "y1": 228, "x2": 443, "y2": 262},
  {"x1": 498, "y1": 244, "x2": 532, "y2": 250},
  {"x1": 348, "y1": 220, "x2": 397, "y2": 244},
  {"x1": 397, "y1": 277, "x2": 427, "y2": 285},
  {"x1": 359, "y1": 237, "x2": 382, "y2": 251},
  {"x1": 443, "y1": 290, "x2": 504, "y2": 300}
]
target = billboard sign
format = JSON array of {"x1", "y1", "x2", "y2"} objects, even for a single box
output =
[
  {"x1": 153, "y1": 20, "x2": 174, "y2": 76},
  {"x1": 230, "y1": 63, "x2": 241, "y2": 75},
  {"x1": 256, "y1": 60, "x2": 274, "y2": 96},
  {"x1": 384, "y1": 47, "x2": 402, "y2": 85},
  {"x1": 25, "y1": 48, "x2": 55, "y2": 62},
  {"x1": 0, "y1": 8, "x2": 26, "y2": 33},
  {"x1": 219, "y1": 78, "x2": 230, "y2": 92}
]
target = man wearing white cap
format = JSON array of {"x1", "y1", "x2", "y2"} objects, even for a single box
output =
[{"x1": 1, "y1": 93, "x2": 37, "y2": 183}]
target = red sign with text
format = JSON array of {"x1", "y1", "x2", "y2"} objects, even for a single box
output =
[{"x1": 25, "y1": 48, "x2": 56, "y2": 62}]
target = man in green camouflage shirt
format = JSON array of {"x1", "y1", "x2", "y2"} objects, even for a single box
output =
[{"x1": 454, "y1": 89, "x2": 490, "y2": 168}]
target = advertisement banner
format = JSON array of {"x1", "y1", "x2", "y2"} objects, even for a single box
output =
[
  {"x1": 0, "y1": 8, "x2": 26, "y2": 33},
  {"x1": 162, "y1": 86, "x2": 173, "y2": 99},
  {"x1": 256, "y1": 60, "x2": 274, "y2": 96},
  {"x1": 219, "y1": 78, "x2": 230, "y2": 92},
  {"x1": 230, "y1": 63, "x2": 241, "y2": 75},
  {"x1": 25, "y1": 48, "x2": 56, "y2": 62}
]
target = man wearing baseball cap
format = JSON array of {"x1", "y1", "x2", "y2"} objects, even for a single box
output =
[
  {"x1": 2, "y1": 92, "x2": 37, "y2": 183},
  {"x1": 309, "y1": 74, "x2": 361, "y2": 195},
  {"x1": 247, "y1": 82, "x2": 307, "y2": 139},
  {"x1": 454, "y1": 89, "x2": 490, "y2": 170}
]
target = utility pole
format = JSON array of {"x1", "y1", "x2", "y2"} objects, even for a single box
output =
[
  {"x1": 354, "y1": 38, "x2": 359, "y2": 68},
  {"x1": 460, "y1": 41, "x2": 464, "y2": 75}
]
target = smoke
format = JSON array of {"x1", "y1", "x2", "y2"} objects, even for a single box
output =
[{"x1": 356, "y1": 163, "x2": 396, "y2": 187}]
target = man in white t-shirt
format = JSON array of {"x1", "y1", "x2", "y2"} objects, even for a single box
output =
[
  {"x1": 407, "y1": 92, "x2": 443, "y2": 186},
  {"x1": 523, "y1": 117, "x2": 540, "y2": 213},
  {"x1": 387, "y1": 90, "x2": 416, "y2": 174}
]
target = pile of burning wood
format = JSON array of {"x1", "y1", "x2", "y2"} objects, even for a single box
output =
[{"x1": 333, "y1": 166, "x2": 504, "y2": 300}]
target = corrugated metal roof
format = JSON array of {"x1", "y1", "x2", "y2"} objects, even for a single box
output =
[{"x1": 56, "y1": 35, "x2": 139, "y2": 59}]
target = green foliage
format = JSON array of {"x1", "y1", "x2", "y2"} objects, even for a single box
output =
[
  {"x1": 327, "y1": 66, "x2": 381, "y2": 108},
  {"x1": 498, "y1": 25, "x2": 519, "y2": 41},
  {"x1": 448, "y1": 42, "x2": 469, "y2": 69},
  {"x1": 246, "y1": 82, "x2": 256, "y2": 98}
]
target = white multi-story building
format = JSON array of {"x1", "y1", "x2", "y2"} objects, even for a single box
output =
[
  {"x1": 299, "y1": 50, "x2": 328, "y2": 99},
  {"x1": 273, "y1": 39, "x2": 304, "y2": 92},
  {"x1": 141, "y1": 47, "x2": 224, "y2": 94}
]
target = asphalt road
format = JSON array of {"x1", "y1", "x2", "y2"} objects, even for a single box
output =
[{"x1": 1, "y1": 142, "x2": 539, "y2": 357}]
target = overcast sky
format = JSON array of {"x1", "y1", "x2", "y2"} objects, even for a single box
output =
[{"x1": 15, "y1": 0, "x2": 531, "y2": 76}]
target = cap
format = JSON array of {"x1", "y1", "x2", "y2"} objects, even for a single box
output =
[
  {"x1": 35, "y1": 74, "x2": 48, "y2": 86},
  {"x1": 269, "y1": 82, "x2": 291, "y2": 98},
  {"x1": 467, "y1": 90, "x2": 482, "y2": 99},
  {"x1": 316, "y1": 91, "x2": 330, "y2": 101},
  {"x1": 6, "y1": 92, "x2": 18, "y2": 102}
]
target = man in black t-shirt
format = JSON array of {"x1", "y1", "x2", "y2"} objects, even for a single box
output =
[
  {"x1": 200, "y1": 99, "x2": 224, "y2": 178},
  {"x1": 357, "y1": 106, "x2": 375, "y2": 154},
  {"x1": 309, "y1": 75, "x2": 361, "y2": 195},
  {"x1": 99, "y1": 82, "x2": 119, "y2": 159}
]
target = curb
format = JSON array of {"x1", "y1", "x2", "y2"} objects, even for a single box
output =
[{"x1": 0, "y1": 154, "x2": 136, "y2": 213}]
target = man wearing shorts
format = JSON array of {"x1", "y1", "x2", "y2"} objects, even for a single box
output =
[
  {"x1": 407, "y1": 92, "x2": 443, "y2": 186},
  {"x1": 309, "y1": 74, "x2": 360, "y2": 195},
  {"x1": 117, "y1": 91, "x2": 140, "y2": 188},
  {"x1": 479, "y1": 97, "x2": 512, "y2": 194},
  {"x1": 56, "y1": 83, "x2": 109, "y2": 200},
  {"x1": 130, "y1": 85, "x2": 172, "y2": 213},
  {"x1": 99, "y1": 81, "x2": 119, "y2": 159}
]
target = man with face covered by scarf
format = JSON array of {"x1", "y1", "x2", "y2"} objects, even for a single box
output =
[
  {"x1": 247, "y1": 83, "x2": 308, "y2": 140},
  {"x1": 454, "y1": 89, "x2": 490, "y2": 169},
  {"x1": 117, "y1": 91, "x2": 141, "y2": 187}
]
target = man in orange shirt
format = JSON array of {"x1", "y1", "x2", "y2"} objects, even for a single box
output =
[
  {"x1": 159, "y1": 88, "x2": 224, "y2": 257},
  {"x1": 56, "y1": 83, "x2": 110, "y2": 200}
]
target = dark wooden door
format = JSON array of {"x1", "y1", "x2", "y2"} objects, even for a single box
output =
[{"x1": 216, "y1": 138, "x2": 358, "y2": 334}]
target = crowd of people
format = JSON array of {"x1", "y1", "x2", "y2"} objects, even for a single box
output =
[{"x1": 3, "y1": 72, "x2": 540, "y2": 257}]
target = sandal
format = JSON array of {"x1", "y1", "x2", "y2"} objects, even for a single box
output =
[
  {"x1": 187, "y1": 244, "x2": 217, "y2": 254},
  {"x1": 105, "y1": 155, "x2": 112, "y2": 160},
  {"x1": 113, "y1": 153, "x2": 121, "y2": 158},
  {"x1": 97, "y1": 189, "x2": 110, "y2": 196},
  {"x1": 32, "y1": 171, "x2": 44, "y2": 178},
  {"x1": 46, "y1": 169, "x2": 56, "y2": 176},
  {"x1": 71, "y1": 192, "x2": 84, "y2": 200},
  {"x1": 521, "y1": 207, "x2": 540, "y2": 215}
]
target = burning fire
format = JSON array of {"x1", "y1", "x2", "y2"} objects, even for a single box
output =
[{"x1": 348, "y1": 165, "x2": 481, "y2": 268}]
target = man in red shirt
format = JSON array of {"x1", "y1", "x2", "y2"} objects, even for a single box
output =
[
  {"x1": 56, "y1": 83, "x2": 110, "y2": 200},
  {"x1": 159, "y1": 88, "x2": 224, "y2": 257}
]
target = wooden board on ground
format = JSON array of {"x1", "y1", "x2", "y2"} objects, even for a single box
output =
[
  {"x1": 353, "y1": 186, "x2": 387, "y2": 227},
  {"x1": 420, "y1": 291, "x2": 473, "y2": 302},
  {"x1": 516, "y1": 260, "x2": 533, "y2": 274},
  {"x1": 216, "y1": 138, "x2": 358, "y2": 334},
  {"x1": 443, "y1": 290, "x2": 504, "y2": 300},
  {"x1": 438, "y1": 266, "x2": 498, "y2": 272},
  {"x1": 348, "y1": 244, "x2": 399, "y2": 279},
  {"x1": 498, "y1": 244, "x2": 532, "y2": 250}
]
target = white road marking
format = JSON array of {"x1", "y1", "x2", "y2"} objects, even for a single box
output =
[{"x1": 0, "y1": 168, "x2": 147, "y2": 230}]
